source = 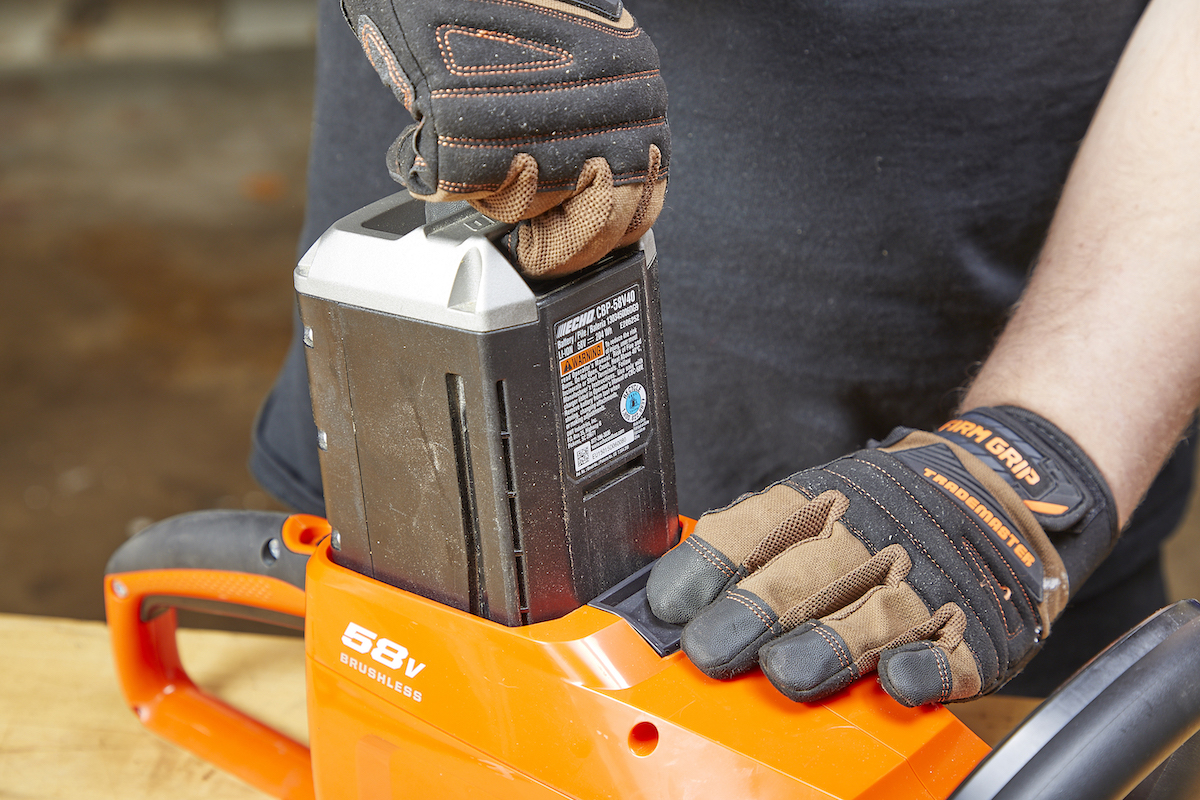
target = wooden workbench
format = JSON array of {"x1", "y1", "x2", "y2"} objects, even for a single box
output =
[
  {"x1": 0, "y1": 613, "x2": 306, "y2": 799},
  {"x1": 0, "y1": 613, "x2": 1039, "y2": 798}
]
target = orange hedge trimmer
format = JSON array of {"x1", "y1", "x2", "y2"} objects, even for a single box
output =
[{"x1": 104, "y1": 195, "x2": 1200, "y2": 800}]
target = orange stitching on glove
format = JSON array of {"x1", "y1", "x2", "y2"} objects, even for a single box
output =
[
  {"x1": 437, "y1": 164, "x2": 666, "y2": 194},
  {"x1": 686, "y1": 536, "x2": 737, "y2": 578},
  {"x1": 437, "y1": 117, "x2": 667, "y2": 149},
  {"x1": 823, "y1": 465, "x2": 994, "y2": 638},
  {"x1": 862, "y1": 456, "x2": 1039, "y2": 617},
  {"x1": 357, "y1": 19, "x2": 415, "y2": 111},
  {"x1": 811, "y1": 624, "x2": 853, "y2": 670},
  {"x1": 854, "y1": 458, "x2": 1029, "y2": 639},
  {"x1": 727, "y1": 592, "x2": 775, "y2": 628},
  {"x1": 437, "y1": 26, "x2": 573, "y2": 75},
  {"x1": 431, "y1": 70, "x2": 662, "y2": 99}
]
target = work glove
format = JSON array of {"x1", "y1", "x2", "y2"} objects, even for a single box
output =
[
  {"x1": 647, "y1": 406, "x2": 1118, "y2": 706},
  {"x1": 340, "y1": 0, "x2": 669, "y2": 278}
]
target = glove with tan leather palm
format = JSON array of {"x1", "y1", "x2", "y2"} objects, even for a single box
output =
[
  {"x1": 646, "y1": 406, "x2": 1118, "y2": 706},
  {"x1": 341, "y1": 0, "x2": 669, "y2": 277}
]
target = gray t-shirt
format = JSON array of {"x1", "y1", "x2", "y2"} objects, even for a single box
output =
[{"x1": 252, "y1": 0, "x2": 1190, "y2": 692}]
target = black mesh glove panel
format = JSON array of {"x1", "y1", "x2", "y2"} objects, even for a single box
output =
[
  {"x1": 646, "y1": 406, "x2": 1118, "y2": 706},
  {"x1": 341, "y1": 0, "x2": 669, "y2": 277}
]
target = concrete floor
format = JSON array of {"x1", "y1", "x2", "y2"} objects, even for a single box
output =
[{"x1": 4, "y1": 2, "x2": 1200, "y2": 629}]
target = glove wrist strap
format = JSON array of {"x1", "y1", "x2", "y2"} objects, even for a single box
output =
[{"x1": 936, "y1": 406, "x2": 1119, "y2": 594}]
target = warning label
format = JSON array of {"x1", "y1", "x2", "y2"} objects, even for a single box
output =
[
  {"x1": 560, "y1": 342, "x2": 604, "y2": 376},
  {"x1": 554, "y1": 285, "x2": 650, "y2": 479}
]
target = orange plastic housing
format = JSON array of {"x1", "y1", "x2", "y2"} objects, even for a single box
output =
[
  {"x1": 304, "y1": 545, "x2": 987, "y2": 799},
  {"x1": 105, "y1": 515, "x2": 990, "y2": 799},
  {"x1": 104, "y1": 567, "x2": 313, "y2": 799}
]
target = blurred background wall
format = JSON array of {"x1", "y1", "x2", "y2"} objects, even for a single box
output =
[
  {"x1": 1, "y1": 0, "x2": 314, "y2": 621},
  {"x1": 2, "y1": 0, "x2": 1199, "y2": 627}
]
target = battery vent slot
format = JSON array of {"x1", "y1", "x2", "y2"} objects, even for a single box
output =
[
  {"x1": 497, "y1": 381, "x2": 531, "y2": 624},
  {"x1": 447, "y1": 374, "x2": 486, "y2": 619},
  {"x1": 583, "y1": 455, "x2": 646, "y2": 501}
]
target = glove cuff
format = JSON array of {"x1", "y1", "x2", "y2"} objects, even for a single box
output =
[{"x1": 935, "y1": 406, "x2": 1119, "y2": 595}]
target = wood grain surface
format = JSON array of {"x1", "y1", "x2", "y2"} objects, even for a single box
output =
[
  {"x1": 0, "y1": 613, "x2": 306, "y2": 799},
  {"x1": 0, "y1": 612, "x2": 1041, "y2": 798}
]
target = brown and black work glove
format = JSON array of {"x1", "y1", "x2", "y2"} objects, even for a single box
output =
[
  {"x1": 340, "y1": 0, "x2": 669, "y2": 277},
  {"x1": 646, "y1": 406, "x2": 1118, "y2": 706}
]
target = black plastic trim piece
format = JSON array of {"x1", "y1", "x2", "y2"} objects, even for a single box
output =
[
  {"x1": 590, "y1": 561, "x2": 682, "y2": 656},
  {"x1": 139, "y1": 595, "x2": 304, "y2": 631}
]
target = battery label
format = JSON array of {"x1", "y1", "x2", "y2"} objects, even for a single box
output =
[{"x1": 554, "y1": 284, "x2": 650, "y2": 479}]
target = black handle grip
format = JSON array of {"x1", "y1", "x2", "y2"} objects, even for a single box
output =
[
  {"x1": 106, "y1": 510, "x2": 310, "y2": 592},
  {"x1": 950, "y1": 599, "x2": 1200, "y2": 800}
]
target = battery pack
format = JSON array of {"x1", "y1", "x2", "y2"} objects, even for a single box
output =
[{"x1": 295, "y1": 193, "x2": 679, "y2": 626}]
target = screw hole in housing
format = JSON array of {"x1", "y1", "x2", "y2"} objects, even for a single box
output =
[{"x1": 628, "y1": 721, "x2": 659, "y2": 757}]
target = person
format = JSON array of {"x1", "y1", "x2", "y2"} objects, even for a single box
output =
[{"x1": 250, "y1": 0, "x2": 1200, "y2": 702}]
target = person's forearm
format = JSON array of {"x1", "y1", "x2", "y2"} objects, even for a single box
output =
[{"x1": 961, "y1": 0, "x2": 1200, "y2": 526}]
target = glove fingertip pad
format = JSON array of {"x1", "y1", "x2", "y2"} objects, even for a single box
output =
[
  {"x1": 877, "y1": 643, "x2": 953, "y2": 707},
  {"x1": 680, "y1": 589, "x2": 779, "y2": 680},
  {"x1": 759, "y1": 624, "x2": 859, "y2": 703},
  {"x1": 646, "y1": 536, "x2": 738, "y2": 625}
]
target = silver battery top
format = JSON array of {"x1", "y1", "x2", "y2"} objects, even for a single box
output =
[{"x1": 294, "y1": 193, "x2": 539, "y2": 333}]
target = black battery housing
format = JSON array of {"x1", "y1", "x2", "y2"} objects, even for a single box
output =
[{"x1": 295, "y1": 193, "x2": 679, "y2": 626}]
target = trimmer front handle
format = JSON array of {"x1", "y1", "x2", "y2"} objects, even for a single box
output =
[{"x1": 103, "y1": 511, "x2": 328, "y2": 800}]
